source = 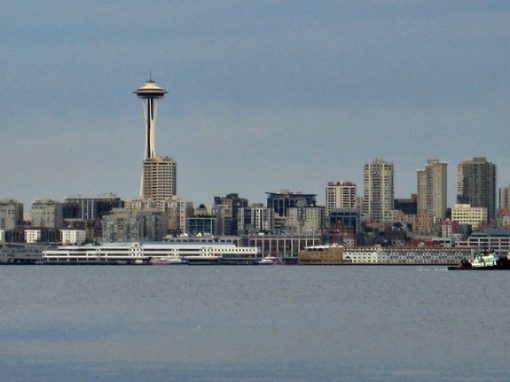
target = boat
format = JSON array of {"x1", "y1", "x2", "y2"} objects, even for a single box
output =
[
  {"x1": 258, "y1": 256, "x2": 284, "y2": 265},
  {"x1": 149, "y1": 257, "x2": 188, "y2": 265},
  {"x1": 448, "y1": 251, "x2": 510, "y2": 270}
]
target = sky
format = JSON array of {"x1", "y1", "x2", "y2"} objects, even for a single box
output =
[{"x1": 1, "y1": 1, "x2": 509, "y2": 208}]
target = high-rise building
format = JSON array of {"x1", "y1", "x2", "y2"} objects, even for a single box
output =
[
  {"x1": 0, "y1": 199, "x2": 23, "y2": 231},
  {"x1": 238, "y1": 204, "x2": 274, "y2": 234},
  {"x1": 141, "y1": 156, "x2": 177, "y2": 209},
  {"x1": 499, "y1": 186, "x2": 510, "y2": 211},
  {"x1": 213, "y1": 193, "x2": 249, "y2": 236},
  {"x1": 161, "y1": 196, "x2": 193, "y2": 235},
  {"x1": 286, "y1": 206, "x2": 325, "y2": 234},
  {"x1": 135, "y1": 79, "x2": 177, "y2": 202},
  {"x1": 31, "y1": 199, "x2": 63, "y2": 229},
  {"x1": 102, "y1": 208, "x2": 167, "y2": 242},
  {"x1": 125, "y1": 196, "x2": 192, "y2": 236},
  {"x1": 325, "y1": 181, "x2": 357, "y2": 216},
  {"x1": 363, "y1": 159, "x2": 394, "y2": 224},
  {"x1": 456, "y1": 157, "x2": 496, "y2": 221},
  {"x1": 417, "y1": 159, "x2": 447, "y2": 221}
]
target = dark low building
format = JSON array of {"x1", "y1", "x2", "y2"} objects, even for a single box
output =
[
  {"x1": 394, "y1": 194, "x2": 417, "y2": 215},
  {"x1": 64, "y1": 194, "x2": 124, "y2": 221},
  {"x1": 187, "y1": 217, "x2": 216, "y2": 236},
  {"x1": 266, "y1": 191, "x2": 317, "y2": 217},
  {"x1": 328, "y1": 208, "x2": 361, "y2": 234}
]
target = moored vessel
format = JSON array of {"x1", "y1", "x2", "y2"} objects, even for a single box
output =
[
  {"x1": 150, "y1": 257, "x2": 187, "y2": 265},
  {"x1": 257, "y1": 256, "x2": 284, "y2": 265}
]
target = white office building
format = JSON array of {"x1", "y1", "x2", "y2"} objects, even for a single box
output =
[
  {"x1": 25, "y1": 229, "x2": 42, "y2": 244},
  {"x1": 61, "y1": 229, "x2": 87, "y2": 245},
  {"x1": 451, "y1": 204, "x2": 488, "y2": 230}
]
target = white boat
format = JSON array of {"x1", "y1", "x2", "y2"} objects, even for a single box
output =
[
  {"x1": 150, "y1": 257, "x2": 187, "y2": 265},
  {"x1": 258, "y1": 256, "x2": 283, "y2": 265}
]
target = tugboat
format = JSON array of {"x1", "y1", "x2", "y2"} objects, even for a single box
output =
[{"x1": 448, "y1": 250, "x2": 510, "y2": 270}]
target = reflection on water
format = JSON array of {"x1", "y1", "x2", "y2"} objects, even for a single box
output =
[{"x1": 0, "y1": 266, "x2": 509, "y2": 381}]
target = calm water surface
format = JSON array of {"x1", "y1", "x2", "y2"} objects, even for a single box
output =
[{"x1": 0, "y1": 266, "x2": 509, "y2": 381}]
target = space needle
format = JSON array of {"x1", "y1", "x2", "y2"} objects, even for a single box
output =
[
  {"x1": 134, "y1": 78, "x2": 167, "y2": 159},
  {"x1": 134, "y1": 78, "x2": 177, "y2": 204}
]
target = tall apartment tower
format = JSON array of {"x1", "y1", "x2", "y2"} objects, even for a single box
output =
[
  {"x1": 363, "y1": 159, "x2": 394, "y2": 223},
  {"x1": 142, "y1": 156, "x2": 177, "y2": 209},
  {"x1": 135, "y1": 78, "x2": 177, "y2": 204},
  {"x1": 499, "y1": 186, "x2": 510, "y2": 211},
  {"x1": 456, "y1": 157, "x2": 496, "y2": 221},
  {"x1": 325, "y1": 181, "x2": 357, "y2": 216},
  {"x1": 417, "y1": 159, "x2": 447, "y2": 221}
]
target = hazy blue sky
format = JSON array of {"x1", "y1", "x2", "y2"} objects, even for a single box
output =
[{"x1": 1, "y1": 1, "x2": 509, "y2": 207}]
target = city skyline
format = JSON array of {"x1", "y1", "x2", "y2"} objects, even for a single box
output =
[{"x1": 1, "y1": 2, "x2": 510, "y2": 207}]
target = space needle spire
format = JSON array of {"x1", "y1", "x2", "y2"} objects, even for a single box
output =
[{"x1": 134, "y1": 78, "x2": 167, "y2": 159}]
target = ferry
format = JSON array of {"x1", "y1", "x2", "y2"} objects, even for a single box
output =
[{"x1": 42, "y1": 241, "x2": 259, "y2": 265}]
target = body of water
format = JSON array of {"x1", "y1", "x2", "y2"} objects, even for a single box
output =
[{"x1": 0, "y1": 265, "x2": 509, "y2": 381}]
